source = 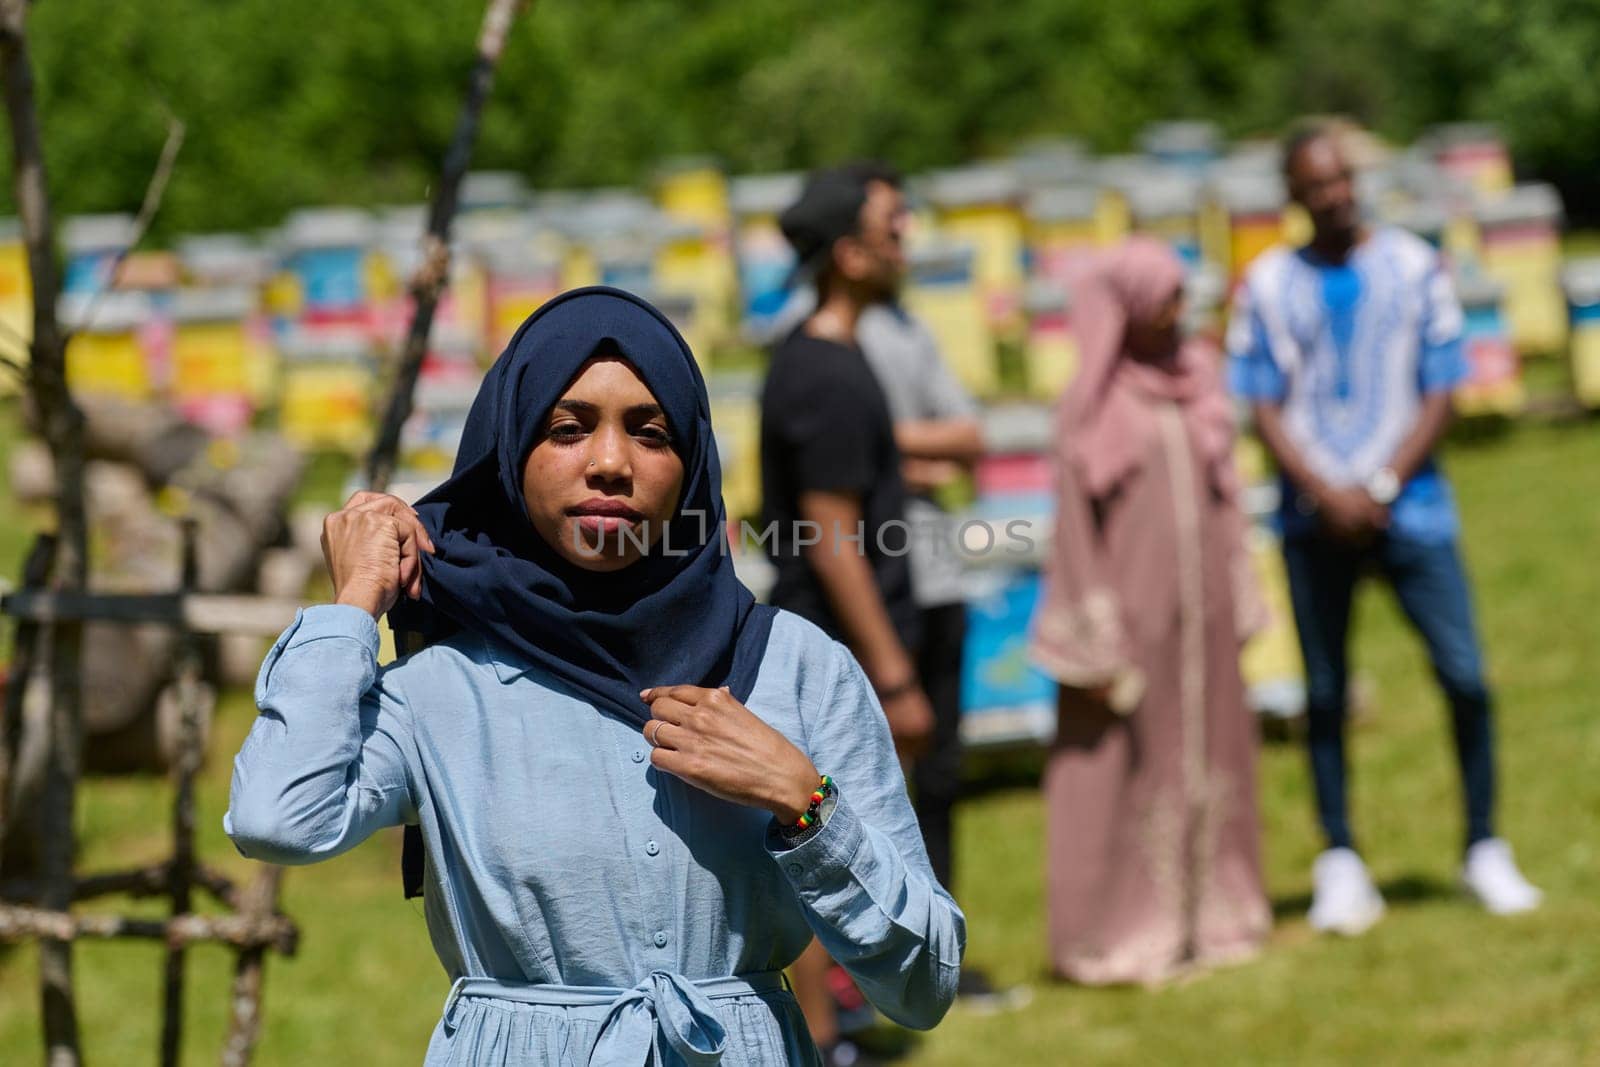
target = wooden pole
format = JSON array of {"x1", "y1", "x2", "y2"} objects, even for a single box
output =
[
  {"x1": 0, "y1": 534, "x2": 54, "y2": 853},
  {"x1": 160, "y1": 518, "x2": 203, "y2": 1067},
  {"x1": 0, "y1": 903, "x2": 297, "y2": 954},
  {"x1": 219, "y1": 866, "x2": 284, "y2": 1067},
  {"x1": 365, "y1": 0, "x2": 530, "y2": 492},
  {"x1": 0, "y1": 0, "x2": 87, "y2": 1059}
]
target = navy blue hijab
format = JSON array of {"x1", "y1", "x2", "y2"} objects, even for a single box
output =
[{"x1": 389, "y1": 286, "x2": 776, "y2": 895}]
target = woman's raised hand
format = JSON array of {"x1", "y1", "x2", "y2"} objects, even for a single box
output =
[
  {"x1": 639, "y1": 685, "x2": 821, "y2": 824},
  {"x1": 320, "y1": 490, "x2": 436, "y2": 619}
]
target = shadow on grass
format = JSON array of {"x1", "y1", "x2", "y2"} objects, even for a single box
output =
[{"x1": 1271, "y1": 872, "x2": 1457, "y2": 919}]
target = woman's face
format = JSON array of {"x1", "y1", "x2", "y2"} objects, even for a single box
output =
[
  {"x1": 1125, "y1": 287, "x2": 1185, "y2": 362},
  {"x1": 522, "y1": 355, "x2": 685, "y2": 572}
]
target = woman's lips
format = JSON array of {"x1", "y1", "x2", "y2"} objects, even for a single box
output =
[
  {"x1": 574, "y1": 514, "x2": 637, "y2": 537},
  {"x1": 568, "y1": 499, "x2": 644, "y2": 539}
]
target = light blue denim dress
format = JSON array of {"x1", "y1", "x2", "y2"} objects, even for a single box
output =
[{"x1": 225, "y1": 605, "x2": 964, "y2": 1065}]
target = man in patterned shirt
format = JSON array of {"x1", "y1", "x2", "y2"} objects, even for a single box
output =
[{"x1": 1227, "y1": 122, "x2": 1542, "y2": 934}]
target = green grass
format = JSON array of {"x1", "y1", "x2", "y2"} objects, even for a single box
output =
[{"x1": 2, "y1": 411, "x2": 1598, "y2": 1063}]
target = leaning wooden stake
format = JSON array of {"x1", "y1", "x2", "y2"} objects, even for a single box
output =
[
  {"x1": 160, "y1": 519, "x2": 204, "y2": 1067},
  {"x1": 366, "y1": 0, "x2": 531, "y2": 492},
  {"x1": 0, "y1": 2, "x2": 88, "y2": 1061},
  {"x1": 219, "y1": 866, "x2": 285, "y2": 1067}
]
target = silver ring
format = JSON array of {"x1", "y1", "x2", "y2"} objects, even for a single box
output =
[{"x1": 646, "y1": 720, "x2": 663, "y2": 748}]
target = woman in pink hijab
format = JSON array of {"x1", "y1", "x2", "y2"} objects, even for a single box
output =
[{"x1": 1029, "y1": 237, "x2": 1269, "y2": 985}]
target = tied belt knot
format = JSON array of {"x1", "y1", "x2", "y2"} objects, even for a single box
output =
[{"x1": 442, "y1": 968, "x2": 786, "y2": 1065}]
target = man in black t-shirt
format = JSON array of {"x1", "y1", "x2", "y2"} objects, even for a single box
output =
[{"x1": 760, "y1": 163, "x2": 937, "y2": 1066}]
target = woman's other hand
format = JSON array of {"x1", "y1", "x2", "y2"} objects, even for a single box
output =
[
  {"x1": 640, "y1": 685, "x2": 820, "y2": 824},
  {"x1": 321, "y1": 490, "x2": 436, "y2": 618}
]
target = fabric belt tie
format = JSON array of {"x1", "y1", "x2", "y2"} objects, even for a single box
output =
[{"x1": 441, "y1": 969, "x2": 786, "y2": 1066}]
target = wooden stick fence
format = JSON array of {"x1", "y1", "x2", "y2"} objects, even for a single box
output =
[{"x1": 0, "y1": 521, "x2": 309, "y2": 1066}]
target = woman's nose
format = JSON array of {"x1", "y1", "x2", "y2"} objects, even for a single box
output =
[{"x1": 587, "y1": 425, "x2": 631, "y2": 480}]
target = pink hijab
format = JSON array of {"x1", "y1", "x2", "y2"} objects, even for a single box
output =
[{"x1": 1059, "y1": 237, "x2": 1237, "y2": 500}]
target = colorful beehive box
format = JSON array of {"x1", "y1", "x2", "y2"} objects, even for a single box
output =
[
  {"x1": 60, "y1": 213, "x2": 137, "y2": 297},
  {"x1": 1213, "y1": 170, "x2": 1287, "y2": 283},
  {"x1": 1025, "y1": 185, "x2": 1100, "y2": 286},
  {"x1": 1092, "y1": 156, "x2": 1147, "y2": 247},
  {"x1": 1182, "y1": 263, "x2": 1228, "y2": 345},
  {"x1": 729, "y1": 172, "x2": 803, "y2": 338},
  {"x1": 707, "y1": 369, "x2": 764, "y2": 524},
  {"x1": 1476, "y1": 183, "x2": 1566, "y2": 356},
  {"x1": 1023, "y1": 280, "x2": 1077, "y2": 401},
  {"x1": 960, "y1": 568, "x2": 1057, "y2": 748},
  {"x1": 1239, "y1": 526, "x2": 1306, "y2": 721},
  {"x1": 171, "y1": 287, "x2": 257, "y2": 434},
  {"x1": 61, "y1": 291, "x2": 154, "y2": 401},
  {"x1": 1564, "y1": 259, "x2": 1600, "y2": 408},
  {"x1": 1139, "y1": 120, "x2": 1221, "y2": 173},
  {"x1": 280, "y1": 208, "x2": 377, "y2": 330},
  {"x1": 656, "y1": 159, "x2": 738, "y2": 348},
  {"x1": 923, "y1": 165, "x2": 1027, "y2": 335},
  {"x1": 1011, "y1": 138, "x2": 1090, "y2": 193},
  {"x1": 399, "y1": 323, "x2": 483, "y2": 475},
  {"x1": 1127, "y1": 172, "x2": 1204, "y2": 268},
  {"x1": 458, "y1": 170, "x2": 530, "y2": 217},
  {"x1": 479, "y1": 238, "x2": 565, "y2": 355},
  {"x1": 1427, "y1": 123, "x2": 1514, "y2": 199},
  {"x1": 0, "y1": 219, "x2": 31, "y2": 392},
  {"x1": 1452, "y1": 273, "x2": 1524, "y2": 416},
  {"x1": 901, "y1": 241, "x2": 998, "y2": 398},
  {"x1": 177, "y1": 233, "x2": 280, "y2": 405},
  {"x1": 278, "y1": 329, "x2": 375, "y2": 453}
]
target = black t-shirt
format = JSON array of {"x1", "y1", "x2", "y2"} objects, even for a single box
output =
[{"x1": 759, "y1": 329, "x2": 918, "y2": 651}]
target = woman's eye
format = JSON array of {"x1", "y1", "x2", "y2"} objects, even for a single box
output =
[
  {"x1": 635, "y1": 426, "x2": 672, "y2": 448},
  {"x1": 547, "y1": 422, "x2": 585, "y2": 442}
]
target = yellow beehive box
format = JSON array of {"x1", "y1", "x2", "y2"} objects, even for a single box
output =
[
  {"x1": 1022, "y1": 281, "x2": 1077, "y2": 401},
  {"x1": 1476, "y1": 184, "x2": 1566, "y2": 356},
  {"x1": 61, "y1": 292, "x2": 153, "y2": 401},
  {"x1": 279, "y1": 331, "x2": 374, "y2": 453},
  {"x1": 1564, "y1": 260, "x2": 1600, "y2": 408},
  {"x1": 655, "y1": 158, "x2": 732, "y2": 234},
  {"x1": 1239, "y1": 528, "x2": 1305, "y2": 716},
  {"x1": 171, "y1": 288, "x2": 254, "y2": 398},
  {"x1": 925, "y1": 166, "x2": 1027, "y2": 334},
  {"x1": 902, "y1": 242, "x2": 998, "y2": 397}
]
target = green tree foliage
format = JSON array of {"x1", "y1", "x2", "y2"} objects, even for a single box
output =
[{"x1": 4, "y1": 0, "x2": 1598, "y2": 237}]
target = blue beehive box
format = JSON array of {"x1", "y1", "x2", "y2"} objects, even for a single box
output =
[{"x1": 960, "y1": 569, "x2": 1056, "y2": 747}]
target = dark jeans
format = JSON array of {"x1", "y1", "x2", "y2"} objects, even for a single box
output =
[
  {"x1": 1282, "y1": 534, "x2": 1496, "y2": 854},
  {"x1": 912, "y1": 602, "x2": 967, "y2": 893}
]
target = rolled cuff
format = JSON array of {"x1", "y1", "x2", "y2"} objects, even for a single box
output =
[{"x1": 766, "y1": 788, "x2": 864, "y2": 893}]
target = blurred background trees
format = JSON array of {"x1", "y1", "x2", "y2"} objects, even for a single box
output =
[{"x1": 3, "y1": 0, "x2": 1598, "y2": 236}]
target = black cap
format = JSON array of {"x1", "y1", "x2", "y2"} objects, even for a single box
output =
[{"x1": 779, "y1": 167, "x2": 874, "y2": 281}]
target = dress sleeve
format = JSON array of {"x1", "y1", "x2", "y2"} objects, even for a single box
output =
[
  {"x1": 1027, "y1": 452, "x2": 1144, "y2": 712},
  {"x1": 765, "y1": 642, "x2": 965, "y2": 1031},
  {"x1": 224, "y1": 605, "x2": 417, "y2": 865}
]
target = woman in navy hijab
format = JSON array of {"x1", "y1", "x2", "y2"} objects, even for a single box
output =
[{"x1": 226, "y1": 287, "x2": 964, "y2": 1065}]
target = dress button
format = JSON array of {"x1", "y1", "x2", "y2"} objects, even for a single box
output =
[
  {"x1": 632, "y1": 749, "x2": 646, "y2": 764},
  {"x1": 787, "y1": 863, "x2": 803, "y2": 877},
  {"x1": 653, "y1": 930, "x2": 669, "y2": 948},
  {"x1": 645, "y1": 840, "x2": 660, "y2": 856}
]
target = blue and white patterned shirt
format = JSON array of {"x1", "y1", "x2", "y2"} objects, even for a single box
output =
[{"x1": 1227, "y1": 226, "x2": 1470, "y2": 543}]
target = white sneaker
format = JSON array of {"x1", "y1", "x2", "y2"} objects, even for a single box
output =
[
  {"x1": 1461, "y1": 838, "x2": 1543, "y2": 915},
  {"x1": 1308, "y1": 848, "x2": 1386, "y2": 935}
]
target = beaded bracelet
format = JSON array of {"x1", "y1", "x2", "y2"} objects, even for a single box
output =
[{"x1": 793, "y1": 774, "x2": 834, "y2": 830}]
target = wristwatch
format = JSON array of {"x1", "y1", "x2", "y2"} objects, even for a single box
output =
[{"x1": 1365, "y1": 466, "x2": 1401, "y2": 507}]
